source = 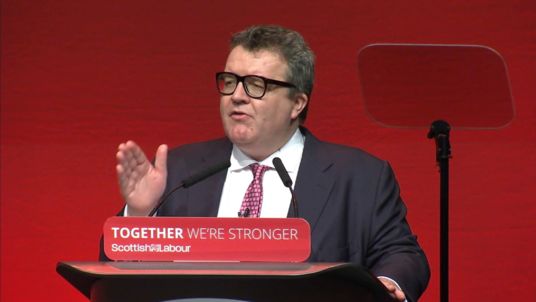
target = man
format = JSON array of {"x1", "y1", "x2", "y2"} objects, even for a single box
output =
[{"x1": 110, "y1": 25, "x2": 430, "y2": 301}]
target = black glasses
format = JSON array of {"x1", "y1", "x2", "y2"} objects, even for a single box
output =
[{"x1": 216, "y1": 72, "x2": 296, "y2": 99}]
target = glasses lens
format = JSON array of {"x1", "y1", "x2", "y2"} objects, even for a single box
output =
[
  {"x1": 217, "y1": 73, "x2": 237, "y2": 94},
  {"x1": 244, "y1": 76, "x2": 266, "y2": 98}
]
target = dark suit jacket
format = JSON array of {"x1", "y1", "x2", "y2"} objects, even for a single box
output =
[{"x1": 102, "y1": 128, "x2": 430, "y2": 301}]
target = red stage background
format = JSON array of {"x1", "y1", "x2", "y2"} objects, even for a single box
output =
[{"x1": 1, "y1": 1, "x2": 535, "y2": 301}]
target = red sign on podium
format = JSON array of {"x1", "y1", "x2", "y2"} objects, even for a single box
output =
[{"x1": 103, "y1": 217, "x2": 311, "y2": 262}]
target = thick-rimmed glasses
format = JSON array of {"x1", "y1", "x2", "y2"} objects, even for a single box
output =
[{"x1": 216, "y1": 72, "x2": 296, "y2": 99}]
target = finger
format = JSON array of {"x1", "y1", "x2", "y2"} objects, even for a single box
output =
[
  {"x1": 379, "y1": 279, "x2": 396, "y2": 292},
  {"x1": 126, "y1": 140, "x2": 148, "y2": 166},
  {"x1": 117, "y1": 141, "x2": 143, "y2": 193},
  {"x1": 116, "y1": 148, "x2": 129, "y2": 184},
  {"x1": 386, "y1": 284, "x2": 397, "y2": 292},
  {"x1": 117, "y1": 142, "x2": 135, "y2": 167},
  {"x1": 123, "y1": 142, "x2": 139, "y2": 167},
  {"x1": 393, "y1": 289, "x2": 406, "y2": 301},
  {"x1": 122, "y1": 141, "x2": 152, "y2": 178},
  {"x1": 380, "y1": 280, "x2": 405, "y2": 301},
  {"x1": 117, "y1": 149, "x2": 136, "y2": 179},
  {"x1": 117, "y1": 142, "x2": 126, "y2": 152},
  {"x1": 116, "y1": 163, "x2": 130, "y2": 190},
  {"x1": 116, "y1": 149, "x2": 128, "y2": 169},
  {"x1": 116, "y1": 165, "x2": 130, "y2": 196},
  {"x1": 154, "y1": 144, "x2": 168, "y2": 173}
]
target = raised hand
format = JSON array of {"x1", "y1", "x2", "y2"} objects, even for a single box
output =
[{"x1": 116, "y1": 141, "x2": 168, "y2": 216}]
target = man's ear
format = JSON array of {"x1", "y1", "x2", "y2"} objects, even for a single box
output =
[{"x1": 291, "y1": 92, "x2": 308, "y2": 120}]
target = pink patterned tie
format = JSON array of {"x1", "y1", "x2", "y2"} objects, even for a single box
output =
[{"x1": 239, "y1": 163, "x2": 270, "y2": 218}]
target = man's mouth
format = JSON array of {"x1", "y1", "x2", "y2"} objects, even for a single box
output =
[{"x1": 230, "y1": 111, "x2": 249, "y2": 120}]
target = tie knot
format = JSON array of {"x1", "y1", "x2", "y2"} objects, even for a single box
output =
[{"x1": 250, "y1": 163, "x2": 269, "y2": 179}]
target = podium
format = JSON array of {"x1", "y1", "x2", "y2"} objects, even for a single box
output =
[{"x1": 57, "y1": 261, "x2": 395, "y2": 302}]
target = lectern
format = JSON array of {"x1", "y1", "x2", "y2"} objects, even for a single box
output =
[{"x1": 57, "y1": 261, "x2": 395, "y2": 302}]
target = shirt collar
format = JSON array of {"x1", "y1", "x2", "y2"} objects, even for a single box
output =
[{"x1": 229, "y1": 128, "x2": 305, "y2": 172}]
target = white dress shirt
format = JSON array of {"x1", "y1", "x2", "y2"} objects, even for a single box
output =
[{"x1": 217, "y1": 129, "x2": 305, "y2": 218}]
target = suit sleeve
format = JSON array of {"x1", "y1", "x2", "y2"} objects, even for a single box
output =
[{"x1": 365, "y1": 161, "x2": 430, "y2": 302}]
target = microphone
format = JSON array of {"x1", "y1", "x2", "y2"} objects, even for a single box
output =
[
  {"x1": 148, "y1": 160, "x2": 231, "y2": 216},
  {"x1": 272, "y1": 157, "x2": 299, "y2": 218}
]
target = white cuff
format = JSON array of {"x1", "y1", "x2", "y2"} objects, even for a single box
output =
[{"x1": 123, "y1": 204, "x2": 157, "y2": 217}]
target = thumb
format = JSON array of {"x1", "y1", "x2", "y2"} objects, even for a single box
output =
[{"x1": 154, "y1": 144, "x2": 168, "y2": 175}]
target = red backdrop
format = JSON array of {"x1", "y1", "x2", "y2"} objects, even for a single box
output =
[{"x1": 2, "y1": 1, "x2": 535, "y2": 301}]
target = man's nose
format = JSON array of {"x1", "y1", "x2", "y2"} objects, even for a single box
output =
[{"x1": 231, "y1": 82, "x2": 250, "y2": 103}]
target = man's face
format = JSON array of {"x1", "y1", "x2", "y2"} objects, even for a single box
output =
[{"x1": 220, "y1": 46, "x2": 307, "y2": 160}]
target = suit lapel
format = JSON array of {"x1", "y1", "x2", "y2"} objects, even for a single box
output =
[
  {"x1": 294, "y1": 129, "x2": 335, "y2": 231},
  {"x1": 187, "y1": 139, "x2": 233, "y2": 217}
]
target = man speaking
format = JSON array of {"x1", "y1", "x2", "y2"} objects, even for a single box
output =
[{"x1": 106, "y1": 25, "x2": 430, "y2": 302}]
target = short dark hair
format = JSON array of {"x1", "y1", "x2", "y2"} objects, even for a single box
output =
[{"x1": 230, "y1": 25, "x2": 315, "y2": 122}]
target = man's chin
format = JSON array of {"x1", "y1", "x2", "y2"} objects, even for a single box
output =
[
  {"x1": 228, "y1": 136, "x2": 254, "y2": 147},
  {"x1": 225, "y1": 127, "x2": 255, "y2": 145}
]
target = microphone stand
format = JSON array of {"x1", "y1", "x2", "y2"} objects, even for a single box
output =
[{"x1": 427, "y1": 120, "x2": 451, "y2": 302}]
